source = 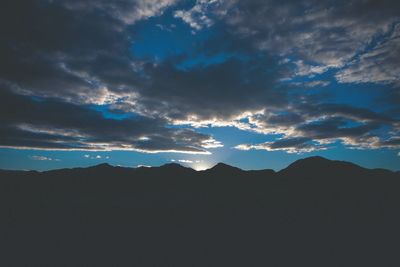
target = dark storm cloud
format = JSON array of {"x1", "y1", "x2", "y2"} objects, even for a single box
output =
[
  {"x1": 0, "y1": 0, "x2": 183, "y2": 106},
  {"x1": 0, "y1": 0, "x2": 132, "y2": 102},
  {"x1": 268, "y1": 137, "x2": 313, "y2": 149},
  {"x1": 296, "y1": 117, "x2": 381, "y2": 139},
  {"x1": 378, "y1": 138, "x2": 400, "y2": 147},
  {"x1": 0, "y1": 90, "x2": 219, "y2": 153},
  {"x1": 134, "y1": 56, "x2": 287, "y2": 120},
  {"x1": 300, "y1": 103, "x2": 396, "y2": 124},
  {"x1": 265, "y1": 113, "x2": 304, "y2": 127},
  {"x1": 247, "y1": 102, "x2": 396, "y2": 132},
  {"x1": 0, "y1": 0, "x2": 286, "y2": 118}
]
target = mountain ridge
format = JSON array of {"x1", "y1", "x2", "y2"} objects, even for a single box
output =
[{"x1": 1, "y1": 156, "x2": 396, "y2": 175}]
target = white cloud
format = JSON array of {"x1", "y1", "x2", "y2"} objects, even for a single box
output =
[
  {"x1": 30, "y1": 155, "x2": 60, "y2": 161},
  {"x1": 63, "y1": 0, "x2": 179, "y2": 25},
  {"x1": 84, "y1": 154, "x2": 110, "y2": 159},
  {"x1": 174, "y1": 0, "x2": 221, "y2": 31},
  {"x1": 234, "y1": 142, "x2": 325, "y2": 154},
  {"x1": 291, "y1": 80, "x2": 330, "y2": 88},
  {"x1": 178, "y1": 159, "x2": 193, "y2": 163},
  {"x1": 336, "y1": 23, "x2": 400, "y2": 85},
  {"x1": 294, "y1": 60, "x2": 330, "y2": 77},
  {"x1": 221, "y1": 1, "x2": 399, "y2": 80},
  {"x1": 122, "y1": 0, "x2": 178, "y2": 24},
  {"x1": 171, "y1": 159, "x2": 203, "y2": 165},
  {"x1": 201, "y1": 137, "x2": 224, "y2": 148}
]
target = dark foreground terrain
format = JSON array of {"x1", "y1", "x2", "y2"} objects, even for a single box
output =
[{"x1": 1, "y1": 156, "x2": 400, "y2": 266}]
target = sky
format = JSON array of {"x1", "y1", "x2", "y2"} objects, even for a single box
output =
[{"x1": 0, "y1": 0, "x2": 399, "y2": 171}]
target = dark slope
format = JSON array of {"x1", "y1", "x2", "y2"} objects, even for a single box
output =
[
  {"x1": 280, "y1": 156, "x2": 364, "y2": 175},
  {"x1": 1, "y1": 157, "x2": 399, "y2": 267},
  {"x1": 279, "y1": 156, "x2": 393, "y2": 178},
  {"x1": 206, "y1": 162, "x2": 244, "y2": 173}
]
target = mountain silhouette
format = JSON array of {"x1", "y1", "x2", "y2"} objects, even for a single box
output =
[
  {"x1": 1, "y1": 156, "x2": 399, "y2": 266},
  {"x1": 157, "y1": 162, "x2": 195, "y2": 172},
  {"x1": 205, "y1": 162, "x2": 244, "y2": 175},
  {"x1": 280, "y1": 156, "x2": 366, "y2": 175}
]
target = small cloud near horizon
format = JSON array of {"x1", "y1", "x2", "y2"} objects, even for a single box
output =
[
  {"x1": 30, "y1": 156, "x2": 60, "y2": 161},
  {"x1": 84, "y1": 154, "x2": 110, "y2": 160}
]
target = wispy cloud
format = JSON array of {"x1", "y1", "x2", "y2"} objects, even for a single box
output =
[
  {"x1": 171, "y1": 159, "x2": 202, "y2": 164},
  {"x1": 30, "y1": 156, "x2": 60, "y2": 161},
  {"x1": 84, "y1": 155, "x2": 110, "y2": 160}
]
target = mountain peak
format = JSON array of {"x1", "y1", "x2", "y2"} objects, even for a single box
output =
[
  {"x1": 279, "y1": 156, "x2": 365, "y2": 177},
  {"x1": 283, "y1": 156, "x2": 333, "y2": 170},
  {"x1": 91, "y1": 163, "x2": 113, "y2": 169},
  {"x1": 88, "y1": 163, "x2": 114, "y2": 170},
  {"x1": 161, "y1": 163, "x2": 184, "y2": 168},
  {"x1": 209, "y1": 162, "x2": 242, "y2": 172},
  {"x1": 158, "y1": 163, "x2": 194, "y2": 171},
  {"x1": 294, "y1": 156, "x2": 329, "y2": 163}
]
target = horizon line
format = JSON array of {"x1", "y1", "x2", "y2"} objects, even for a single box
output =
[{"x1": 1, "y1": 156, "x2": 398, "y2": 173}]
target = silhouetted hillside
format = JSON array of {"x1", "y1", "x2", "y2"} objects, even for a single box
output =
[{"x1": 1, "y1": 157, "x2": 399, "y2": 266}]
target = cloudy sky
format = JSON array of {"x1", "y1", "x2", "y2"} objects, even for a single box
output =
[{"x1": 0, "y1": 0, "x2": 399, "y2": 171}]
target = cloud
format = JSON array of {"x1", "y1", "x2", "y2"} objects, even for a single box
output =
[
  {"x1": 177, "y1": 159, "x2": 194, "y2": 163},
  {"x1": 171, "y1": 159, "x2": 203, "y2": 165},
  {"x1": 174, "y1": 0, "x2": 220, "y2": 31},
  {"x1": 0, "y1": 1, "x2": 133, "y2": 105},
  {"x1": 0, "y1": 90, "x2": 221, "y2": 154},
  {"x1": 294, "y1": 60, "x2": 330, "y2": 77},
  {"x1": 0, "y1": 0, "x2": 286, "y2": 124},
  {"x1": 0, "y1": 0, "x2": 181, "y2": 107},
  {"x1": 61, "y1": 0, "x2": 179, "y2": 25},
  {"x1": 134, "y1": 56, "x2": 287, "y2": 122},
  {"x1": 217, "y1": 0, "x2": 400, "y2": 81},
  {"x1": 291, "y1": 80, "x2": 330, "y2": 88},
  {"x1": 235, "y1": 137, "x2": 325, "y2": 154},
  {"x1": 30, "y1": 155, "x2": 60, "y2": 161},
  {"x1": 234, "y1": 103, "x2": 400, "y2": 153},
  {"x1": 0, "y1": 0, "x2": 284, "y2": 130},
  {"x1": 336, "y1": 23, "x2": 400, "y2": 85},
  {"x1": 84, "y1": 154, "x2": 110, "y2": 159},
  {"x1": 377, "y1": 138, "x2": 400, "y2": 148}
]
